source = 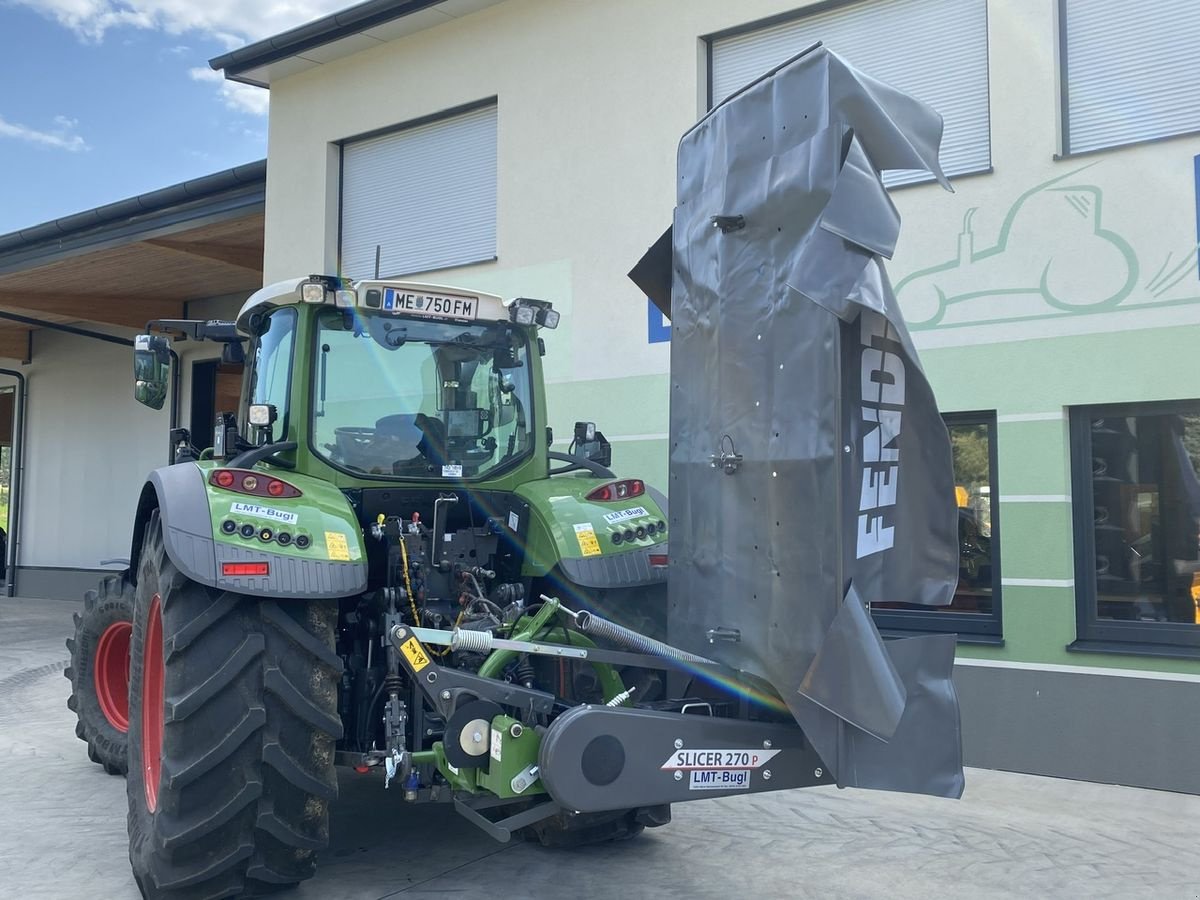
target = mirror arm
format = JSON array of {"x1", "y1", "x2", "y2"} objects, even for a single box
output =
[
  {"x1": 547, "y1": 451, "x2": 614, "y2": 478},
  {"x1": 226, "y1": 441, "x2": 298, "y2": 470}
]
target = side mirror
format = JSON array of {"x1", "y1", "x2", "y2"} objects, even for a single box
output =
[{"x1": 133, "y1": 334, "x2": 172, "y2": 411}]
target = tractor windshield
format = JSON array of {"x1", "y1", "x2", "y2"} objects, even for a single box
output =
[{"x1": 311, "y1": 308, "x2": 535, "y2": 479}]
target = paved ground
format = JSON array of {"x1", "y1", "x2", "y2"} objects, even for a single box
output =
[{"x1": 2, "y1": 596, "x2": 1198, "y2": 900}]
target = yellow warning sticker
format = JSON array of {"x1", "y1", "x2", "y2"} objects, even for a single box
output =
[
  {"x1": 400, "y1": 637, "x2": 430, "y2": 672},
  {"x1": 573, "y1": 523, "x2": 602, "y2": 557},
  {"x1": 325, "y1": 531, "x2": 351, "y2": 561}
]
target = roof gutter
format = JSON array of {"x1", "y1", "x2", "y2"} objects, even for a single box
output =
[{"x1": 209, "y1": 0, "x2": 443, "y2": 86}]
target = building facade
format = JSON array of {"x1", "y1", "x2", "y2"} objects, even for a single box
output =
[
  {"x1": 0, "y1": 0, "x2": 1185, "y2": 792},
  {"x1": 213, "y1": 0, "x2": 1200, "y2": 793}
]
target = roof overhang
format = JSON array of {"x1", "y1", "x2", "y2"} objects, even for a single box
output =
[
  {"x1": 0, "y1": 162, "x2": 266, "y2": 361},
  {"x1": 210, "y1": 0, "x2": 507, "y2": 88}
]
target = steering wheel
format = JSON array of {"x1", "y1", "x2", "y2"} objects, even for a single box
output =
[{"x1": 548, "y1": 450, "x2": 615, "y2": 478}]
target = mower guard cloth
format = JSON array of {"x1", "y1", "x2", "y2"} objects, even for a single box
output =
[{"x1": 651, "y1": 43, "x2": 964, "y2": 798}]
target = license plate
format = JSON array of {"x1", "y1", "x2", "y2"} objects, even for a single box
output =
[
  {"x1": 689, "y1": 769, "x2": 751, "y2": 791},
  {"x1": 382, "y1": 288, "x2": 478, "y2": 320}
]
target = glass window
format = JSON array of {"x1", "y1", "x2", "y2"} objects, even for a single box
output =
[
  {"x1": 1059, "y1": 1, "x2": 1200, "y2": 155},
  {"x1": 245, "y1": 308, "x2": 297, "y2": 442},
  {"x1": 708, "y1": 0, "x2": 990, "y2": 186},
  {"x1": 872, "y1": 412, "x2": 1002, "y2": 640},
  {"x1": 1071, "y1": 402, "x2": 1200, "y2": 649},
  {"x1": 340, "y1": 103, "x2": 497, "y2": 279},
  {"x1": 311, "y1": 308, "x2": 534, "y2": 481}
]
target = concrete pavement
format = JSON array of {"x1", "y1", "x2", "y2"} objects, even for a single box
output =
[{"x1": 1, "y1": 596, "x2": 1197, "y2": 899}]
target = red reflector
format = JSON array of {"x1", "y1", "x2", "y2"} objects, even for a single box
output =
[
  {"x1": 648, "y1": 554, "x2": 669, "y2": 568},
  {"x1": 222, "y1": 562, "x2": 269, "y2": 577},
  {"x1": 587, "y1": 479, "x2": 646, "y2": 502},
  {"x1": 267, "y1": 479, "x2": 285, "y2": 497},
  {"x1": 214, "y1": 470, "x2": 235, "y2": 488}
]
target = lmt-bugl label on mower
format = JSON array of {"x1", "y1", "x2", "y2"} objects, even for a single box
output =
[{"x1": 689, "y1": 769, "x2": 751, "y2": 790}]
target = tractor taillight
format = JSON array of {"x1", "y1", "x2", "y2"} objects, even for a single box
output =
[
  {"x1": 222, "y1": 562, "x2": 269, "y2": 577},
  {"x1": 586, "y1": 479, "x2": 645, "y2": 502},
  {"x1": 209, "y1": 469, "x2": 302, "y2": 499},
  {"x1": 648, "y1": 554, "x2": 669, "y2": 568}
]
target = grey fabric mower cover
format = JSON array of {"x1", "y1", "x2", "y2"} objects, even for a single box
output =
[{"x1": 631, "y1": 44, "x2": 965, "y2": 799}]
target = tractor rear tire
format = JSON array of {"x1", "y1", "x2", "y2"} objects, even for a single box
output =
[
  {"x1": 66, "y1": 571, "x2": 136, "y2": 776},
  {"x1": 127, "y1": 512, "x2": 343, "y2": 899}
]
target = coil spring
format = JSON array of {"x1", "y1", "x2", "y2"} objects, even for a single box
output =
[
  {"x1": 575, "y1": 611, "x2": 714, "y2": 663},
  {"x1": 450, "y1": 628, "x2": 495, "y2": 654}
]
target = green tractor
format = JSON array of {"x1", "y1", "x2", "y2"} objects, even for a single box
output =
[
  {"x1": 65, "y1": 44, "x2": 971, "y2": 900},
  {"x1": 69, "y1": 275, "x2": 686, "y2": 897}
]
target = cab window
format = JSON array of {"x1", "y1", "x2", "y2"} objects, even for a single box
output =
[{"x1": 246, "y1": 308, "x2": 297, "y2": 441}]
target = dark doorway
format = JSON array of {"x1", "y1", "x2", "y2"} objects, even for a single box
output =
[{"x1": 190, "y1": 360, "x2": 244, "y2": 451}]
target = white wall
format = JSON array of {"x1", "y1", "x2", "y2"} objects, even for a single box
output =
[
  {"x1": 16, "y1": 330, "x2": 167, "y2": 570},
  {"x1": 7, "y1": 293, "x2": 244, "y2": 577},
  {"x1": 260, "y1": 0, "x2": 1200, "y2": 492}
]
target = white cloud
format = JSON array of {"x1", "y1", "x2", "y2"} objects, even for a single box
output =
[
  {"x1": 0, "y1": 113, "x2": 88, "y2": 151},
  {"x1": 16, "y1": 1, "x2": 351, "y2": 114},
  {"x1": 189, "y1": 66, "x2": 269, "y2": 116},
  {"x1": 14, "y1": 1, "x2": 352, "y2": 46}
]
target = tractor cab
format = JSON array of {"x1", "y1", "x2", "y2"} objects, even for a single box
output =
[{"x1": 129, "y1": 273, "x2": 668, "y2": 657}]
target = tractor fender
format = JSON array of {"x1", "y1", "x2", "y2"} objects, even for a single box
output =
[
  {"x1": 130, "y1": 463, "x2": 367, "y2": 599},
  {"x1": 515, "y1": 478, "x2": 669, "y2": 589}
]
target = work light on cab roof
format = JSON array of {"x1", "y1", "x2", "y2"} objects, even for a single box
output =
[{"x1": 291, "y1": 275, "x2": 558, "y2": 328}]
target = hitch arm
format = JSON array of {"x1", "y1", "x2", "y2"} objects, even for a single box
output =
[{"x1": 388, "y1": 626, "x2": 556, "y2": 719}]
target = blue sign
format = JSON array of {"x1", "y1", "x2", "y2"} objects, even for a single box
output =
[{"x1": 647, "y1": 300, "x2": 671, "y2": 343}]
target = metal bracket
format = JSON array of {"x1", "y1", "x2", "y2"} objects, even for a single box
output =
[
  {"x1": 705, "y1": 627, "x2": 742, "y2": 644},
  {"x1": 510, "y1": 764, "x2": 540, "y2": 795},
  {"x1": 389, "y1": 626, "x2": 556, "y2": 719},
  {"x1": 710, "y1": 214, "x2": 746, "y2": 233},
  {"x1": 453, "y1": 796, "x2": 561, "y2": 843},
  {"x1": 710, "y1": 434, "x2": 743, "y2": 474}
]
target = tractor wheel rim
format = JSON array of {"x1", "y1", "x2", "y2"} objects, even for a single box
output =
[
  {"x1": 142, "y1": 594, "x2": 165, "y2": 814},
  {"x1": 94, "y1": 620, "x2": 132, "y2": 733}
]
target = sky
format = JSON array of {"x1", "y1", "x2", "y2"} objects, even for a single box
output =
[{"x1": 0, "y1": 0, "x2": 355, "y2": 235}]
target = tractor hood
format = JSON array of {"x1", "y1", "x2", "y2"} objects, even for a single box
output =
[{"x1": 640, "y1": 44, "x2": 964, "y2": 798}]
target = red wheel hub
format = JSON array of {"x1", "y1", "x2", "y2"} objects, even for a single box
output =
[
  {"x1": 142, "y1": 595, "x2": 165, "y2": 813},
  {"x1": 93, "y1": 620, "x2": 132, "y2": 732}
]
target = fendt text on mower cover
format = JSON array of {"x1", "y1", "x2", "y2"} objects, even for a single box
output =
[{"x1": 67, "y1": 44, "x2": 964, "y2": 899}]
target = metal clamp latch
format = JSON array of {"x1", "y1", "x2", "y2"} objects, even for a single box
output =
[
  {"x1": 710, "y1": 434, "x2": 743, "y2": 474},
  {"x1": 705, "y1": 627, "x2": 742, "y2": 644}
]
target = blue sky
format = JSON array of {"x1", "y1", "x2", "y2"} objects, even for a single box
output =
[{"x1": 0, "y1": 0, "x2": 350, "y2": 235}]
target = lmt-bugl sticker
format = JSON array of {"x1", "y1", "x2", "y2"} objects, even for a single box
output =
[{"x1": 230, "y1": 503, "x2": 298, "y2": 526}]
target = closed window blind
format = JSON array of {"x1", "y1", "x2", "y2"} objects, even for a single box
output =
[
  {"x1": 1062, "y1": 0, "x2": 1200, "y2": 155},
  {"x1": 340, "y1": 103, "x2": 497, "y2": 279},
  {"x1": 710, "y1": 0, "x2": 990, "y2": 186}
]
